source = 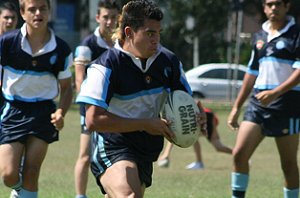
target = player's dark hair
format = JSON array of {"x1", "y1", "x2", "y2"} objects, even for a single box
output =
[
  {"x1": 97, "y1": 0, "x2": 120, "y2": 14},
  {"x1": 0, "y1": 1, "x2": 18, "y2": 15},
  {"x1": 19, "y1": 0, "x2": 50, "y2": 11},
  {"x1": 261, "y1": 0, "x2": 290, "y2": 5},
  {"x1": 114, "y1": 0, "x2": 163, "y2": 43}
]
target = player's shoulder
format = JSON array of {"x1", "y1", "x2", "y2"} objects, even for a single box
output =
[
  {"x1": 81, "y1": 33, "x2": 96, "y2": 46},
  {"x1": 92, "y1": 47, "x2": 117, "y2": 65},
  {"x1": 287, "y1": 23, "x2": 300, "y2": 35},
  {"x1": 0, "y1": 29, "x2": 21, "y2": 42},
  {"x1": 54, "y1": 35, "x2": 71, "y2": 54},
  {"x1": 158, "y1": 45, "x2": 181, "y2": 65},
  {"x1": 159, "y1": 45, "x2": 177, "y2": 58}
]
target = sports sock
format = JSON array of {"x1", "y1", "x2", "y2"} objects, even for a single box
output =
[
  {"x1": 9, "y1": 178, "x2": 22, "y2": 191},
  {"x1": 76, "y1": 195, "x2": 88, "y2": 198},
  {"x1": 19, "y1": 188, "x2": 37, "y2": 198},
  {"x1": 284, "y1": 187, "x2": 299, "y2": 198},
  {"x1": 231, "y1": 172, "x2": 249, "y2": 198}
]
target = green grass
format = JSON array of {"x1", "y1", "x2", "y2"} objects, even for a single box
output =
[{"x1": 0, "y1": 103, "x2": 295, "y2": 197}]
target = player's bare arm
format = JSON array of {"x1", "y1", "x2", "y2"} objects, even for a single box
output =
[
  {"x1": 85, "y1": 104, "x2": 174, "y2": 139},
  {"x1": 195, "y1": 99, "x2": 207, "y2": 135},
  {"x1": 228, "y1": 73, "x2": 256, "y2": 131},
  {"x1": 255, "y1": 68, "x2": 300, "y2": 106},
  {"x1": 74, "y1": 62, "x2": 87, "y2": 93},
  {"x1": 51, "y1": 77, "x2": 73, "y2": 130}
]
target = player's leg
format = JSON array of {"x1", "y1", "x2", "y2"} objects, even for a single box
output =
[
  {"x1": 231, "y1": 121, "x2": 264, "y2": 198},
  {"x1": 20, "y1": 136, "x2": 48, "y2": 197},
  {"x1": 100, "y1": 160, "x2": 144, "y2": 198},
  {"x1": 74, "y1": 132, "x2": 91, "y2": 198},
  {"x1": 275, "y1": 134, "x2": 299, "y2": 198},
  {"x1": 157, "y1": 141, "x2": 173, "y2": 167},
  {"x1": 209, "y1": 130, "x2": 232, "y2": 154},
  {"x1": 0, "y1": 142, "x2": 24, "y2": 190},
  {"x1": 185, "y1": 140, "x2": 204, "y2": 170}
]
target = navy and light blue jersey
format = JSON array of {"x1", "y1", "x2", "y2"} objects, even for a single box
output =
[
  {"x1": 74, "y1": 27, "x2": 111, "y2": 118},
  {"x1": 74, "y1": 27, "x2": 110, "y2": 64},
  {"x1": 76, "y1": 43, "x2": 191, "y2": 161},
  {"x1": 0, "y1": 23, "x2": 73, "y2": 103},
  {"x1": 247, "y1": 16, "x2": 300, "y2": 114}
]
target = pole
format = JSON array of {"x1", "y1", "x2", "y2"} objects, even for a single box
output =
[
  {"x1": 232, "y1": 0, "x2": 244, "y2": 100},
  {"x1": 193, "y1": 36, "x2": 199, "y2": 67}
]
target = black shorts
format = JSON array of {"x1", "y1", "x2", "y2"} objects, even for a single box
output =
[
  {"x1": 90, "y1": 132, "x2": 153, "y2": 194},
  {"x1": 243, "y1": 102, "x2": 300, "y2": 137},
  {"x1": 206, "y1": 111, "x2": 214, "y2": 141},
  {"x1": 0, "y1": 100, "x2": 58, "y2": 144}
]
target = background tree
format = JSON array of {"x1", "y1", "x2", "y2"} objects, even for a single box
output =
[{"x1": 158, "y1": 0, "x2": 229, "y2": 70}]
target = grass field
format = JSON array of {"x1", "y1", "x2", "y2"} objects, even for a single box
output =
[{"x1": 0, "y1": 102, "x2": 297, "y2": 198}]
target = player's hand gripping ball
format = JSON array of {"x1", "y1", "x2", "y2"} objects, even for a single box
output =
[{"x1": 162, "y1": 90, "x2": 201, "y2": 148}]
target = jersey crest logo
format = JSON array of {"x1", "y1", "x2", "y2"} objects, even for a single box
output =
[
  {"x1": 256, "y1": 40, "x2": 264, "y2": 50},
  {"x1": 50, "y1": 54, "x2": 58, "y2": 65},
  {"x1": 276, "y1": 40, "x2": 285, "y2": 50},
  {"x1": 145, "y1": 75, "x2": 152, "y2": 84},
  {"x1": 32, "y1": 60, "x2": 37, "y2": 66}
]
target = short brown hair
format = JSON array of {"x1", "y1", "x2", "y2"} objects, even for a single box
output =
[
  {"x1": 97, "y1": 0, "x2": 120, "y2": 14},
  {"x1": 19, "y1": 0, "x2": 50, "y2": 11},
  {"x1": 114, "y1": 0, "x2": 163, "y2": 42}
]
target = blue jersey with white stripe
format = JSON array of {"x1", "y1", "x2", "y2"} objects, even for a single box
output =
[
  {"x1": 74, "y1": 27, "x2": 110, "y2": 64},
  {"x1": 247, "y1": 17, "x2": 300, "y2": 114},
  {"x1": 74, "y1": 28, "x2": 111, "y2": 117},
  {"x1": 0, "y1": 24, "x2": 73, "y2": 103},
  {"x1": 76, "y1": 44, "x2": 192, "y2": 161}
]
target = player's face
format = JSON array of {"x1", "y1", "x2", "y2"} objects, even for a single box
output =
[
  {"x1": 96, "y1": 7, "x2": 118, "y2": 35},
  {"x1": 263, "y1": 0, "x2": 289, "y2": 22},
  {"x1": 21, "y1": 0, "x2": 50, "y2": 30},
  {"x1": 0, "y1": 9, "x2": 18, "y2": 34},
  {"x1": 129, "y1": 19, "x2": 161, "y2": 59}
]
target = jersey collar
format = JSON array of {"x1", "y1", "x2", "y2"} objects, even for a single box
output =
[
  {"x1": 94, "y1": 27, "x2": 110, "y2": 49},
  {"x1": 20, "y1": 23, "x2": 57, "y2": 57},
  {"x1": 262, "y1": 16, "x2": 295, "y2": 42},
  {"x1": 114, "y1": 40, "x2": 162, "y2": 72}
]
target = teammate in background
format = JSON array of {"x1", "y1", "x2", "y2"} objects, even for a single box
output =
[
  {"x1": 0, "y1": 1, "x2": 18, "y2": 109},
  {"x1": 73, "y1": 1, "x2": 119, "y2": 198},
  {"x1": 0, "y1": 1, "x2": 18, "y2": 35},
  {"x1": 0, "y1": 0, "x2": 73, "y2": 198},
  {"x1": 158, "y1": 107, "x2": 232, "y2": 169},
  {"x1": 227, "y1": 0, "x2": 300, "y2": 197},
  {"x1": 76, "y1": 1, "x2": 207, "y2": 197}
]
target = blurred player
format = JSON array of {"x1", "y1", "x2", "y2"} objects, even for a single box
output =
[
  {"x1": 158, "y1": 107, "x2": 232, "y2": 169},
  {"x1": 0, "y1": 1, "x2": 18, "y2": 109},
  {"x1": 0, "y1": 1, "x2": 18, "y2": 35},
  {"x1": 0, "y1": 0, "x2": 73, "y2": 197},
  {"x1": 73, "y1": 1, "x2": 119, "y2": 198},
  {"x1": 227, "y1": 0, "x2": 300, "y2": 197},
  {"x1": 76, "y1": 0, "x2": 207, "y2": 197}
]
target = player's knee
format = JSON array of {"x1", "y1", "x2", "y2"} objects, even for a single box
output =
[
  {"x1": 78, "y1": 154, "x2": 90, "y2": 166},
  {"x1": 232, "y1": 148, "x2": 248, "y2": 166},
  {"x1": 1, "y1": 169, "x2": 19, "y2": 187},
  {"x1": 105, "y1": 183, "x2": 142, "y2": 198}
]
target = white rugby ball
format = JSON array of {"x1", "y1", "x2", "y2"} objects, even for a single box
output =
[{"x1": 162, "y1": 90, "x2": 200, "y2": 148}]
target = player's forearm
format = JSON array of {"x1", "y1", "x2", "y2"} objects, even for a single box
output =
[
  {"x1": 74, "y1": 63, "x2": 86, "y2": 93},
  {"x1": 57, "y1": 79, "x2": 73, "y2": 117},
  {"x1": 273, "y1": 69, "x2": 300, "y2": 96},
  {"x1": 232, "y1": 73, "x2": 256, "y2": 110},
  {"x1": 87, "y1": 114, "x2": 148, "y2": 133},
  {"x1": 85, "y1": 105, "x2": 148, "y2": 132}
]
